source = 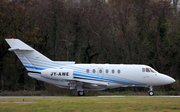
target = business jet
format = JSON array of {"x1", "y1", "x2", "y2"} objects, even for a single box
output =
[{"x1": 5, "y1": 39, "x2": 175, "y2": 96}]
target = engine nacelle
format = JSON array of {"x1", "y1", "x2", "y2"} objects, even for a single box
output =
[{"x1": 41, "y1": 69, "x2": 74, "y2": 80}]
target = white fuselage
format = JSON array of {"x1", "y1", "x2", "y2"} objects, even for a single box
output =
[{"x1": 28, "y1": 64, "x2": 175, "y2": 90}]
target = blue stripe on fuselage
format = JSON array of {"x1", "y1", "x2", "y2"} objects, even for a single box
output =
[{"x1": 74, "y1": 73, "x2": 146, "y2": 85}]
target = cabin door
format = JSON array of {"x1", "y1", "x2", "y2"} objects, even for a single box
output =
[{"x1": 98, "y1": 68, "x2": 104, "y2": 78}]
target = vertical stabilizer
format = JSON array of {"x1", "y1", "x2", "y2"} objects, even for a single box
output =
[{"x1": 5, "y1": 39, "x2": 52, "y2": 71}]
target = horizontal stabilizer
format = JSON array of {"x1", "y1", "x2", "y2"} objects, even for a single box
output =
[
  {"x1": 8, "y1": 48, "x2": 34, "y2": 51},
  {"x1": 5, "y1": 39, "x2": 34, "y2": 51}
]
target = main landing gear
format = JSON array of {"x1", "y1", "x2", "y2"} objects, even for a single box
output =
[
  {"x1": 77, "y1": 82, "x2": 85, "y2": 96},
  {"x1": 148, "y1": 86, "x2": 154, "y2": 96},
  {"x1": 77, "y1": 91, "x2": 85, "y2": 96}
]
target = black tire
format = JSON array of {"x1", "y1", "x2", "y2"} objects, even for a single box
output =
[
  {"x1": 149, "y1": 91, "x2": 154, "y2": 96},
  {"x1": 77, "y1": 91, "x2": 84, "y2": 96}
]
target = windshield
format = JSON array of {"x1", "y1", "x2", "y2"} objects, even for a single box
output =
[{"x1": 142, "y1": 67, "x2": 157, "y2": 73}]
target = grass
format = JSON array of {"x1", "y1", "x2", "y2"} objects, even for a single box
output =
[
  {"x1": 0, "y1": 90, "x2": 52, "y2": 96},
  {"x1": 0, "y1": 96, "x2": 180, "y2": 112}
]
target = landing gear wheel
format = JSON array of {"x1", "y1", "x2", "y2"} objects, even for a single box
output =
[
  {"x1": 148, "y1": 86, "x2": 154, "y2": 96},
  {"x1": 77, "y1": 91, "x2": 84, "y2": 96},
  {"x1": 149, "y1": 91, "x2": 154, "y2": 96}
]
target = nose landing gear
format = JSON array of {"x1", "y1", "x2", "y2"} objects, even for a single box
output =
[{"x1": 148, "y1": 86, "x2": 154, "y2": 96}]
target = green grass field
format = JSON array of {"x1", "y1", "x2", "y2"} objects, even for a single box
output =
[{"x1": 0, "y1": 96, "x2": 180, "y2": 112}]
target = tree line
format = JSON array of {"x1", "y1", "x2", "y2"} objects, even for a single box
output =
[{"x1": 0, "y1": 0, "x2": 180, "y2": 93}]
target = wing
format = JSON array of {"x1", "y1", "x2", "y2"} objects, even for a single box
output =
[
  {"x1": 73, "y1": 78, "x2": 109, "y2": 86},
  {"x1": 73, "y1": 78, "x2": 109, "y2": 90}
]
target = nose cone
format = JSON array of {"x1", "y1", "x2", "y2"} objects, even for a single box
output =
[
  {"x1": 168, "y1": 76, "x2": 176, "y2": 84},
  {"x1": 160, "y1": 74, "x2": 175, "y2": 85}
]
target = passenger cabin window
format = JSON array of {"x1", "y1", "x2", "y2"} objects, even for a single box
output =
[
  {"x1": 112, "y1": 69, "x2": 115, "y2": 74},
  {"x1": 117, "y1": 69, "x2": 121, "y2": 74},
  {"x1": 86, "y1": 69, "x2": 89, "y2": 73},
  {"x1": 105, "y1": 69, "x2": 109, "y2": 73},
  {"x1": 93, "y1": 69, "x2": 96, "y2": 73}
]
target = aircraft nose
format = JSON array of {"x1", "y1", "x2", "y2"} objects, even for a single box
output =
[
  {"x1": 168, "y1": 76, "x2": 175, "y2": 84},
  {"x1": 160, "y1": 74, "x2": 175, "y2": 84}
]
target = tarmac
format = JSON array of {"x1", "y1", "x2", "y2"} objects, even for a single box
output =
[{"x1": 0, "y1": 95, "x2": 180, "y2": 98}]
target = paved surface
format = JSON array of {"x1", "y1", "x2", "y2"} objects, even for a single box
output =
[
  {"x1": 0, "y1": 95, "x2": 180, "y2": 98},
  {"x1": 97, "y1": 95, "x2": 180, "y2": 97},
  {"x1": 0, "y1": 96, "x2": 64, "y2": 98}
]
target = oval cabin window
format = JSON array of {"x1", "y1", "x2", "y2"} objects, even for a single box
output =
[
  {"x1": 106, "y1": 69, "x2": 109, "y2": 73},
  {"x1": 93, "y1": 69, "x2": 96, "y2": 73},
  {"x1": 117, "y1": 69, "x2": 121, "y2": 74},
  {"x1": 112, "y1": 69, "x2": 115, "y2": 74},
  {"x1": 86, "y1": 69, "x2": 89, "y2": 73}
]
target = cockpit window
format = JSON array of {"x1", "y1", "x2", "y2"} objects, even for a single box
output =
[
  {"x1": 150, "y1": 68, "x2": 156, "y2": 73},
  {"x1": 142, "y1": 68, "x2": 145, "y2": 72},
  {"x1": 142, "y1": 68, "x2": 157, "y2": 73},
  {"x1": 146, "y1": 68, "x2": 150, "y2": 72}
]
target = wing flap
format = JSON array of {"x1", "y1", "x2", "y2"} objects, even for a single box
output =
[{"x1": 74, "y1": 78, "x2": 109, "y2": 86}]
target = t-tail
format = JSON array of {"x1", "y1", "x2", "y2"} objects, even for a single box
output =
[{"x1": 5, "y1": 39, "x2": 75, "y2": 72}]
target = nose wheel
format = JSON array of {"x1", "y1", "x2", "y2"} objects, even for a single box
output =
[
  {"x1": 148, "y1": 86, "x2": 154, "y2": 96},
  {"x1": 149, "y1": 91, "x2": 154, "y2": 96}
]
